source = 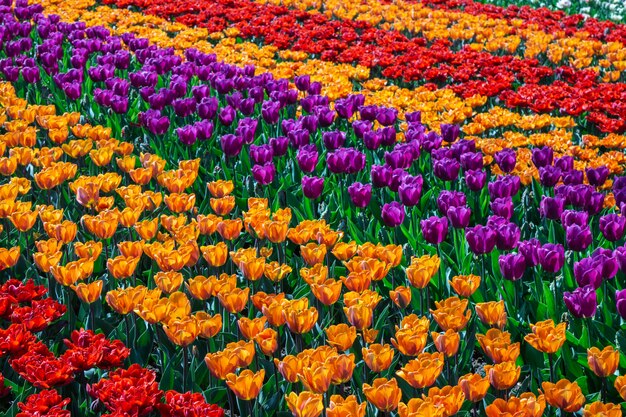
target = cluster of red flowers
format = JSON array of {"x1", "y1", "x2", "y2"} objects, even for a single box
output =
[
  {"x1": 16, "y1": 390, "x2": 71, "y2": 417},
  {"x1": 102, "y1": 0, "x2": 626, "y2": 132},
  {"x1": 0, "y1": 279, "x2": 65, "y2": 333},
  {"x1": 409, "y1": 0, "x2": 626, "y2": 44}
]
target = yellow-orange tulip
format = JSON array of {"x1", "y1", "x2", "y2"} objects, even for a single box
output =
[
  {"x1": 194, "y1": 312, "x2": 222, "y2": 339},
  {"x1": 423, "y1": 385, "x2": 465, "y2": 417},
  {"x1": 363, "y1": 344, "x2": 395, "y2": 373},
  {"x1": 299, "y1": 361, "x2": 332, "y2": 394},
  {"x1": 154, "y1": 271, "x2": 183, "y2": 294},
  {"x1": 71, "y1": 280, "x2": 103, "y2": 304},
  {"x1": 362, "y1": 378, "x2": 402, "y2": 412},
  {"x1": 286, "y1": 391, "x2": 324, "y2": 417},
  {"x1": 458, "y1": 373, "x2": 490, "y2": 402},
  {"x1": 162, "y1": 317, "x2": 199, "y2": 347},
  {"x1": 432, "y1": 330, "x2": 460, "y2": 357},
  {"x1": 207, "y1": 180, "x2": 234, "y2": 198},
  {"x1": 525, "y1": 320, "x2": 567, "y2": 354},
  {"x1": 238, "y1": 317, "x2": 267, "y2": 340},
  {"x1": 485, "y1": 393, "x2": 546, "y2": 417},
  {"x1": 107, "y1": 255, "x2": 140, "y2": 280},
  {"x1": 0, "y1": 246, "x2": 20, "y2": 271},
  {"x1": 218, "y1": 287, "x2": 249, "y2": 314},
  {"x1": 476, "y1": 300, "x2": 507, "y2": 329},
  {"x1": 396, "y1": 352, "x2": 445, "y2": 389},
  {"x1": 588, "y1": 346, "x2": 620, "y2": 378},
  {"x1": 542, "y1": 379, "x2": 585, "y2": 413},
  {"x1": 390, "y1": 286, "x2": 412, "y2": 309},
  {"x1": 205, "y1": 351, "x2": 239, "y2": 380},
  {"x1": 226, "y1": 369, "x2": 264, "y2": 400},
  {"x1": 583, "y1": 402, "x2": 622, "y2": 417},
  {"x1": 186, "y1": 275, "x2": 214, "y2": 300},
  {"x1": 275, "y1": 355, "x2": 302, "y2": 383},
  {"x1": 325, "y1": 324, "x2": 357, "y2": 352},
  {"x1": 254, "y1": 328, "x2": 278, "y2": 356},
  {"x1": 485, "y1": 361, "x2": 521, "y2": 391},
  {"x1": 200, "y1": 242, "x2": 228, "y2": 267}
]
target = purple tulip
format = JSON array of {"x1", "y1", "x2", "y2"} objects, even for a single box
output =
[
  {"x1": 585, "y1": 192, "x2": 605, "y2": 216},
  {"x1": 599, "y1": 214, "x2": 626, "y2": 242},
  {"x1": 437, "y1": 191, "x2": 467, "y2": 215},
  {"x1": 564, "y1": 285, "x2": 597, "y2": 318},
  {"x1": 308, "y1": 82, "x2": 322, "y2": 95},
  {"x1": 249, "y1": 144, "x2": 274, "y2": 165},
  {"x1": 592, "y1": 248, "x2": 619, "y2": 280},
  {"x1": 396, "y1": 176, "x2": 423, "y2": 207},
  {"x1": 269, "y1": 136, "x2": 289, "y2": 157},
  {"x1": 433, "y1": 158, "x2": 460, "y2": 182},
  {"x1": 539, "y1": 166, "x2": 561, "y2": 188},
  {"x1": 198, "y1": 97, "x2": 219, "y2": 120},
  {"x1": 296, "y1": 146, "x2": 319, "y2": 173},
  {"x1": 376, "y1": 108, "x2": 397, "y2": 126},
  {"x1": 465, "y1": 170, "x2": 487, "y2": 192},
  {"x1": 460, "y1": 152, "x2": 483, "y2": 170},
  {"x1": 335, "y1": 98, "x2": 355, "y2": 119},
  {"x1": 218, "y1": 106, "x2": 236, "y2": 126},
  {"x1": 539, "y1": 196, "x2": 565, "y2": 220},
  {"x1": 495, "y1": 222, "x2": 521, "y2": 251},
  {"x1": 616, "y1": 289, "x2": 626, "y2": 319},
  {"x1": 561, "y1": 210, "x2": 589, "y2": 228},
  {"x1": 466, "y1": 225, "x2": 497, "y2": 255},
  {"x1": 586, "y1": 166, "x2": 609, "y2": 187},
  {"x1": 573, "y1": 257, "x2": 603, "y2": 289},
  {"x1": 381, "y1": 202, "x2": 405, "y2": 228},
  {"x1": 322, "y1": 131, "x2": 346, "y2": 150},
  {"x1": 421, "y1": 216, "x2": 449, "y2": 245},
  {"x1": 252, "y1": 163, "x2": 275, "y2": 185},
  {"x1": 562, "y1": 170, "x2": 584, "y2": 185},
  {"x1": 363, "y1": 130, "x2": 383, "y2": 151},
  {"x1": 488, "y1": 176, "x2": 520, "y2": 199},
  {"x1": 194, "y1": 120, "x2": 214, "y2": 141},
  {"x1": 352, "y1": 120, "x2": 372, "y2": 139},
  {"x1": 371, "y1": 165, "x2": 393, "y2": 189},
  {"x1": 447, "y1": 206, "x2": 471, "y2": 229},
  {"x1": 440, "y1": 124, "x2": 460, "y2": 143},
  {"x1": 499, "y1": 253, "x2": 526, "y2": 281},
  {"x1": 494, "y1": 148, "x2": 516, "y2": 173},
  {"x1": 220, "y1": 134, "x2": 244, "y2": 157},
  {"x1": 348, "y1": 182, "x2": 372, "y2": 208},
  {"x1": 491, "y1": 197, "x2": 514, "y2": 220},
  {"x1": 385, "y1": 150, "x2": 412, "y2": 170},
  {"x1": 294, "y1": 75, "x2": 310, "y2": 92},
  {"x1": 565, "y1": 224, "x2": 592, "y2": 252},
  {"x1": 176, "y1": 125, "x2": 197, "y2": 146},
  {"x1": 538, "y1": 243, "x2": 565, "y2": 273},
  {"x1": 518, "y1": 238, "x2": 541, "y2": 267},
  {"x1": 406, "y1": 111, "x2": 422, "y2": 124},
  {"x1": 288, "y1": 129, "x2": 310, "y2": 149},
  {"x1": 531, "y1": 146, "x2": 554, "y2": 168},
  {"x1": 172, "y1": 97, "x2": 196, "y2": 118},
  {"x1": 554, "y1": 155, "x2": 574, "y2": 172},
  {"x1": 302, "y1": 176, "x2": 324, "y2": 199},
  {"x1": 389, "y1": 169, "x2": 410, "y2": 193}
]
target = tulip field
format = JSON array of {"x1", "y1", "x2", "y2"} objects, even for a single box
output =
[{"x1": 4, "y1": 0, "x2": 626, "y2": 416}]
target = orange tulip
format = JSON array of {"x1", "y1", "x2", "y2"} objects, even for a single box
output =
[
  {"x1": 477, "y1": 329, "x2": 520, "y2": 364},
  {"x1": 299, "y1": 361, "x2": 332, "y2": 393},
  {"x1": 217, "y1": 219, "x2": 242, "y2": 240},
  {"x1": 71, "y1": 280, "x2": 103, "y2": 304},
  {"x1": 117, "y1": 240, "x2": 144, "y2": 258},
  {"x1": 485, "y1": 361, "x2": 521, "y2": 391},
  {"x1": 162, "y1": 317, "x2": 199, "y2": 347},
  {"x1": 542, "y1": 379, "x2": 585, "y2": 413},
  {"x1": 263, "y1": 300, "x2": 288, "y2": 327},
  {"x1": 301, "y1": 243, "x2": 327, "y2": 266},
  {"x1": 238, "y1": 317, "x2": 267, "y2": 340},
  {"x1": 275, "y1": 355, "x2": 302, "y2": 383},
  {"x1": 432, "y1": 330, "x2": 460, "y2": 357},
  {"x1": 164, "y1": 193, "x2": 196, "y2": 213},
  {"x1": 226, "y1": 369, "x2": 265, "y2": 400},
  {"x1": 286, "y1": 391, "x2": 324, "y2": 417},
  {"x1": 327, "y1": 353, "x2": 356, "y2": 385},
  {"x1": 74, "y1": 241, "x2": 103, "y2": 261},
  {"x1": 208, "y1": 180, "x2": 234, "y2": 198},
  {"x1": 326, "y1": 394, "x2": 365, "y2": 417},
  {"x1": 615, "y1": 376, "x2": 626, "y2": 401},
  {"x1": 106, "y1": 288, "x2": 138, "y2": 315},
  {"x1": 264, "y1": 220, "x2": 289, "y2": 243},
  {"x1": 396, "y1": 352, "x2": 445, "y2": 389},
  {"x1": 33, "y1": 250, "x2": 63, "y2": 272},
  {"x1": 254, "y1": 328, "x2": 278, "y2": 356},
  {"x1": 218, "y1": 287, "x2": 250, "y2": 314},
  {"x1": 485, "y1": 393, "x2": 546, "y2": 417},
  {"x1": 430, "y1": 297, "x2": 471, "y2": 332},
  {"x1": 284, "y1": 305, "x2": 318, "y2": 334},
  {"x1": 44, "y1": 220, "x2": 77, "y2": 243},
  {"x1": 325, "y1": 324, "x2": 357, "y2": 352},
  {"x1": 332, "y1": 241, "x2": 358, "y2": 261},
  {"x1": 362, "y1": 378, "x2": 402, "y2": 412},
  {"x1": 186, "y1": 275, "x2": 214, "y2": 300},
  {"x1": 363, "y1": 344, "x2": 395, "y2": 373},
  {"x1": 475, "y1": 300, "x2": 507, "y2": 329},
  {"x1": 458, "y1": 373, "x2": 490, "y2": 402},
  {"x1": 226, "y1": 340, "x2": 256, "y2": 368},
  {"x1": 343, "y1": 303, "x2": 373, "y2": 331},
  {"x1": 0, "y1": 246, "x2": 20, "y2": 271},
  {"x1": 264, "y1": 262, "x2": 292, "y2": 282},
  {"x1": 398, "y1": 398, "x2": 444, "y2": 417},
  {"x1": 391, "y1": 328, "x2": 428, "y2": 357},
  {"x1": 583, "y1": 402, "x2": 621, "y2": 417},
  {"x1": 35, "y1": 237, "x2": 62, "y2": 255},
  {"x1": 406, "y1": 256, "x2": 439, "y2": 288},
  {"x1": 116, "y1": 155, "x2": 136, "y2": 173},
  {"x1": 154, "y1": 271, "x2": 183, "y2": 294},
  {"x1": 525, "y1": 320, "x2": 567, "y2": 354},
  {"x1": 200, "y1": 242, "x2": 229, "y2": 267},
  {"x1": 197, "y1": 214, "x2": 222, "y2": 235},
  {"x1": 239, "y1": 257, "x2": 266, "y2": 281},
  {"x1": 118, "y1": 207, "x2": 143, "y2": 227},
  {"x1": 210, "y1": 196, "x2": 235, "y2": 216},
  {"x1": 205, "y1": 351, "x2": 239, "y2": 380},
  {"x1": 194, "y1": 312, "x2": 222, "y2": 339},
  {"x1": 390, "y1": 286, "x2": 412, "y2": 309},
  {"x1": 107, "y1": 255, "x2": 140, "y2": 279},
  {"x1": 588, "y1": 346, "x2": 620, "y2": 378},
  {"x1": 134, "y1": 218, "x2": 159, "y2": 240},
  {"x1": 449, "y1": 275, "x2": 481, "y2": 297},
  {"x1": 423, "y1": 385, "x2": 465, "y2": 417},
  {"x1": 311, "y1": 279, "x2": 343, "y2": 306},
  {"x1": 9, "y1": 210, "x2": 37, "y2": 232}
]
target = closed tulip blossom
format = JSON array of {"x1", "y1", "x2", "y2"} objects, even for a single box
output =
[
  {"x1": 542, "y1": 379, "x2": 585, "y2": 413},
  {"x1": 563, "y1": 285, "x2": 597, "y2": 318},
  {"x1": 381, "y1": 202, "x2": 405, "y2": 228},
  {"x1": 587, "y1": 346, "x2": 620, "y2": 378},
  {"x1": 420, "y1": 216, "x2": 449, "y2": 245}
]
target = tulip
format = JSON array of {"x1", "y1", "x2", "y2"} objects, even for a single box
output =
[
  {"x1": 423, "y1": 385, "x2": 465, "y2": 416},
  {"x1": 225, "y1": 369, "x2": 264, "y2": 401},
  {"x1": 458, "y1": 373, "x2": 490, "y2": 402},
  {"x1": 343, "y1": 303, "x2": 373, "y2": 330},
  {"x1": 390, "y1": 286, "x2": 412, "y2": 309},
  {"x1": 311, "y1": 279, "x2": 342, "y2": 306},
  {"x1": 538, "y1": 243, "x2": 565, "y2": 273},
  {"x1": 588, "y1": 346, "x2": 619, "y2": 378},
  {"x1": 71, "y1": 280, "x2": 103, "y2": 304},
  {"x1": 381, "y1": 202, "x2": 405, "y2": 227},
  {"x1": 327, "y1": 395, "x2": 366, "y2": 417},
  {"x1": 396, "y1": 352, "x2": 444, "y2": 389},
  {"x1": 284, "y1": 305, "x2": 318, "y2": 334},
  {"x1": 195, "y1": 312, "x2": 222, "y2": 339},
  {"x1": 162, "y1": 317, "x2": 199, "y2": 347},
  {"x1": 499, "y1": 253, "x2": 526, "y2": 281},
  {"x1": 302, "y1": 176, "x2": 324, "y2": 199},
  {"x1": 525, "y1": 320, "x2": 567, "y2": 354},
  {"x1": 465, "y1": 225, "x2": 497, "y2": 255},
  {"x1": 542, "y1": 379, "x2": 585, "y2": 413},
  {"x1": 485, "y1": 393, "x2": 546, "y2": 417},
  {"x1": 420, "y1": 216, "x2": 448, "y2": 245},
  {"x1": 430, "y1": 297, "x2": 471, "y2": 331},
  {"x1": 531, "y1": 146, "x2": 554, "y2": 168},
  {"x1": 563, "y1": 285, "x2": 597, "y2": 318},
  {"x1": 362, "y1": 344, "x2": 395, "y2": 372},
  {"x1": 485, "y1": 361, "x2": 520, "y2": 390},
  {"x1": 299, "y1": 361, "x2": 332, "y2": 393},
  {"x1": 477, "y1": 329, "x2": 521, "y2": 363},
  {"x1": 539, "y1": 196, "x2": 565, "y2": 220},
  {"x1": 494, "y1": 148, "x2": 516, "y2": 173},
  {"x1": 362, "y1": 378, "x2": 402, "y2": 412},
  {"x1": 476, "y1": 300, "x2": 507, "y2": 329},
  {"x1": 432, "y1": 330, "x2": 460, "y2": 357},
  {"x1": 566, "y1": 225, "x2": 592, "y2": 252},
  {"x1": 600, "y1": 214, "x2": 626, "y2": 242},
  {"x1": 286, "y1": 391, "x2": 324, "y2": 417},
  {"x1": 238, "y1": 317, "x2": 267, "y2": 340},
  {"x1": 583, "y1": 402, "x2": 621, "y2": 417}
]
